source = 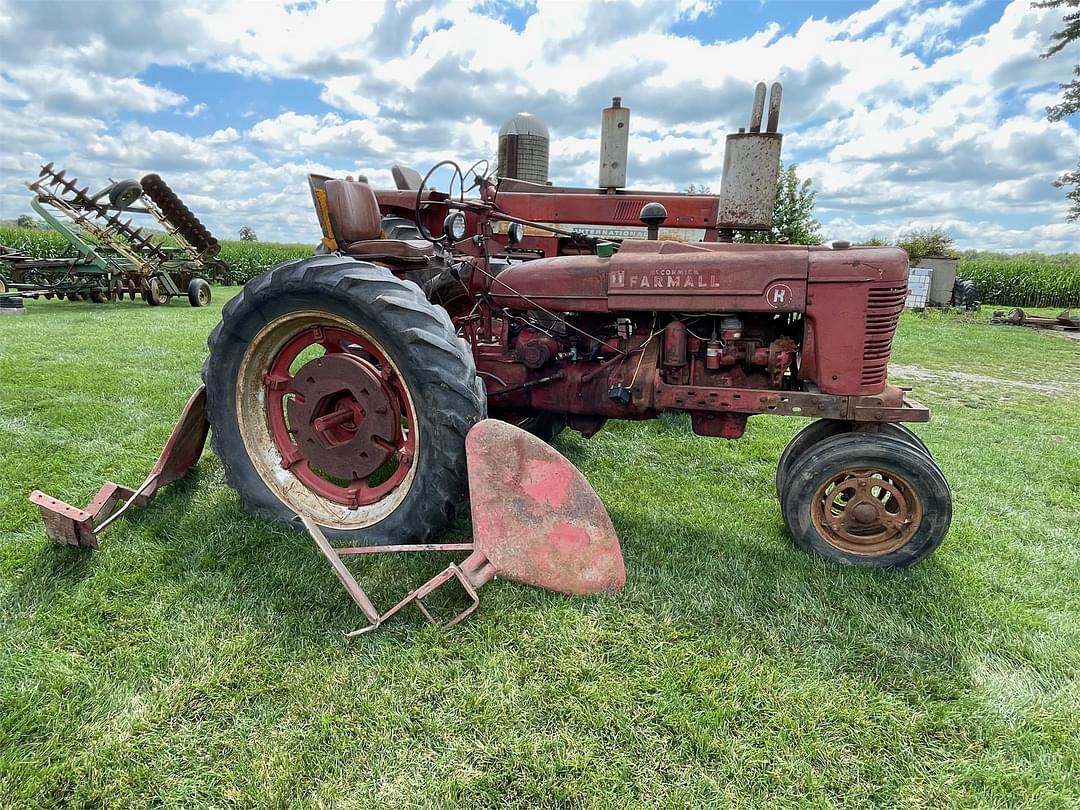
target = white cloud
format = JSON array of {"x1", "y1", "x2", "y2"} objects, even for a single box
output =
[
  {"x1": 0, "y1": 0, "x2": 1076, "y2": 249},
  {"x1": 1, "y1": 66, "x2": 185, "y2": 114},
  {"x1": 823, "y1": 216, "x2": 1078, "y2": 254}
]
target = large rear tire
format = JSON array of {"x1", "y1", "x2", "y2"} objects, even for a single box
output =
[
  {"x1": 780, "y1": 432, "x2": 951, "y2": 568},
  {"x1": 202, "y1": 256, "x2": 485, "y2": 544}
]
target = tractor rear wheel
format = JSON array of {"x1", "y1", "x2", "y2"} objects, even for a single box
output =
[
  {"x1": 780, "y1": 432, "x2": 951, "y2": 568},
  {"x1": 202, "y1": 256, "x2": 485, "y2": 544},
  {"x1": 775, "y1": 419, "x2": 931, "y2": 497}
]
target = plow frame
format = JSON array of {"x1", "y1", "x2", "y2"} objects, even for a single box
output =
[{"x1": 30, "y1": 387, "x2": 209, "y2": 549}]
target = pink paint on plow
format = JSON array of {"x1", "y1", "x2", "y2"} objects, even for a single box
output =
[
  {"x1": 519, "y1": 459, "x2": 573, "y2": 509},
  {"x1": 550, "y1": 520, "x2": 589, "y2": 554}
]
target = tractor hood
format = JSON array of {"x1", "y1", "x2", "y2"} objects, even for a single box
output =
[{"x1": 488, "y1": 241, "x2": 908, "y2": 314}]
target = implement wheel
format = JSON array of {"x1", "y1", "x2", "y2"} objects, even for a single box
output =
[
  {"x1": 188, "y1": 278, "x2": 211, "y2": 307},
  {"x1": 780, "y1": 432, "x2": 951, "y2": 568},
  {"x1": 202, "y1": 256, "x2": 485, "y2": 543},
  {"x1": 143, "y1": 277, "x2": 170, "y2": 306}
]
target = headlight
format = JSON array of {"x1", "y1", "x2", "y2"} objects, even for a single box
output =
[
  {"x1": 507, "y1": 221, "x2": 525, "y2": 245},
  {"x1": 443, "y1": 212, "x2": 467, "y2": 241}
]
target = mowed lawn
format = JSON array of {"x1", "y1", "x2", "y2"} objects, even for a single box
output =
[{"x1": 1, "y1": 290, "x2": 1078, "y2": 809}]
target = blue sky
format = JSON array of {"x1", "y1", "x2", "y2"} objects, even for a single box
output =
[{"x1": 0, "y1": 0, "x2": 1077, "y2": 251}]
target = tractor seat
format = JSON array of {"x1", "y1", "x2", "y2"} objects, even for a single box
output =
[
  {"x1": 324, "y1": 178, "x2": 434, "y2": 265},
  {"x1": 343, "y1": 238, "x2": 432, "y2": 263}
]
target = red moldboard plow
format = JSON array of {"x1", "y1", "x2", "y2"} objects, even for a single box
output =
[
  {"x1": 303, "y1": 419, "x2": 625, "y2": 635},
  {"x1": 30, "y1": 386, "x2": 210, "y2": 548},
  {"x1": 29, "y1": 401, "x2": 624, "y2": 632}
]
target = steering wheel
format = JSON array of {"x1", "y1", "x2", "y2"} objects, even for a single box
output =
[{"x1": 414, "y1": 160, "x2": 465, "y2": 243}]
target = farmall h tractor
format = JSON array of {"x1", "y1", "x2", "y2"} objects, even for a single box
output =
[{"x1": 197, "y1": 83, "x2": 951, "y2": 570}]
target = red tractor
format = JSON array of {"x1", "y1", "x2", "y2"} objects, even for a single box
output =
[{"x1": 196, "y1": 86, "x2": 951, "y2": 570}]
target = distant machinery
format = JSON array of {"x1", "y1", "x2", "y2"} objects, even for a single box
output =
[{"x1": 498, "y1": 112, "x2": 550, "y2": 184}]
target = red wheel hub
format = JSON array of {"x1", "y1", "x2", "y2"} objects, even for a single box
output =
[{"x1": 263, "y1": 326, "x2": 415, "y2": 508}]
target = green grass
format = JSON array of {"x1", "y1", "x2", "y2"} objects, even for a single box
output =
[{"x1": 1, "y1": 294, "x2": 1078, "y2": 808}]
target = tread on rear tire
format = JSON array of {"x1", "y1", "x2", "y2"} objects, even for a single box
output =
[{"x1": 202, "y1": 255, "x2": 485, "y2": 544}]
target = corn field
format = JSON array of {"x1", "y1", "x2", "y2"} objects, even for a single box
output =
[
  {"x1": 0, "y1": 226, "x2": 312, "y2": 285},
  {"x1": 5, "y1": 226, "x2": 1079, "y2": 307},
  {"x1": 958, "y1": 252, "x2": 1080, "y2": 309},
  {"x1": 213, "y1": 241, "x2": 314, "y2": 283}
]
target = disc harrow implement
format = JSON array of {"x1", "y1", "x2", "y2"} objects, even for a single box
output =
[
  {"x1": 1, "y1": 162, "x2": 222, "y2": 307},
  {"x1": 140, "y1": 173, "x2": 220, "y2": 259}
]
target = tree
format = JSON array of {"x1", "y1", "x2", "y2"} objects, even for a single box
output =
[
  {"x1": 736, "y1": 163, "x2": 822, "y2": 245},
  {"x1": 15, "y1": 214, "x2": 37, "y2": 229},
  {"x1": 685, "y1": 183, "x2": 712, "y2": 194},
  {"x1": 238, "y1": 226, "x2": 258, "y2": 242},
  {"x1": 895, "y1": 227, "x2": 956, "y2": 266},
  {"x1": 1035, "y1": 0, "x2": 1080, "y2": 220}
]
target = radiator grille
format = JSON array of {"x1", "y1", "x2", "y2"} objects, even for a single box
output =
[
  {"x1": 862, "y1": 284, "x2": 907, "y2": 388},
  {"x1": 613, "y1": 200, "x2": 641, "y2": 222}
]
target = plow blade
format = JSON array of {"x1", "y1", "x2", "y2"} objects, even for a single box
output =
[
  {"x1": 464, "y1": 418, "x2": 625, "y2": 596},
  {"x1": 30, "y1": 386, "x2": 209, "y2": 548},
  {"x1": 304, "y1": 418, "x2": 624, "y2": 635}
]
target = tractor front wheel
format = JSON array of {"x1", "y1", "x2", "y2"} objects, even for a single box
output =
[
  {"x1": 202, "y1": 256, "x2": 485, "y2": 544},
  {"x1": 775, "y1": 419, "x2": 932, "y2": 498},
  {"x1": 780, "y1": 432, "x2": 951, "y2": 568}
]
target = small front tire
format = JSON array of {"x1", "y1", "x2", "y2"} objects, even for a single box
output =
[
  {"x1": 776, "y1": 419, "x2": 933, "y2": 498},
  {"x1": 780, "y1": 432, "x2": 952, "y2": 568}
]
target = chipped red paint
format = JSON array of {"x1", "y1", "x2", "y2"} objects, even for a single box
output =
[
  {"x1": 30, "y1": 386, "x2": 210, "y2": 548},
  {"x1": 298, "y1": 419, "x2": 625, "y2": 635}
]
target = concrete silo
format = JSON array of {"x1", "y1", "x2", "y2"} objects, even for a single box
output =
[{"x1": 497, "y1": 112, "x2": 550, "y2": 184}]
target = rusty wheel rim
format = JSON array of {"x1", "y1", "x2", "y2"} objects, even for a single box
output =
[
  {"x1": 236, "y1": 310, "x2": 420, "y2": 530},
  {"x1": 810, "y1": 467, "x2": 921, "y2": 556}
]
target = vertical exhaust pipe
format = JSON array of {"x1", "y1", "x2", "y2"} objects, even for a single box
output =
[
  {"x1": 717, "y1": 81, "x2": 785, "y2": 237},
  {"x1": 766, "y1": 82, "x2": 782, "y2": 133},
  {"x1": 749, "y1": 82, "x2": 766, "y2": 133}
]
